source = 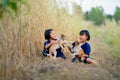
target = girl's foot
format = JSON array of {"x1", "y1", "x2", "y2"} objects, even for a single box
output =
[{"x1": 71, "y1": 57, "x2": 77, "y2": 62}]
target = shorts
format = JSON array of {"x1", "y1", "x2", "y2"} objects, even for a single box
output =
[
  {"x1": 79, "y1": 57, "x2": 94, "y2": 64},
  {"x1": 79, "y1": 57, "x2": 88, "y2": 63}
]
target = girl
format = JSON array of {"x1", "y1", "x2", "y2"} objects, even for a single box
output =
[
  {"x1": 71, "y1": 30, "x2": 96, "y2": 64},
  {"x1": 42, "y1": 29, "x2": 66, "y2": 59}
]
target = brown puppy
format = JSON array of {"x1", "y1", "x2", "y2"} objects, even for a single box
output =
[
  {"x1": 49, "y1": 34, "x2": 66, "y2": 59},
  {"x1": 72, "y1": 40, "x2": 82, "y2": 56},
  {"x1": 71, "y1": 40, "x2": 85, "y2": 62}
]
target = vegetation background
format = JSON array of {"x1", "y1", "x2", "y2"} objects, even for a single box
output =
[{"x1": 0, "y1": 0, "x2": 120, "y2": 80}]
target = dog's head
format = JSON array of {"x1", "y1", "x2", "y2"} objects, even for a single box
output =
[
  {"x1": 74, "y1": 40, "x2": 80, "y2": 46},
  {"x1": 60, "y1": 34, "x2": 66, "y2": 40}
]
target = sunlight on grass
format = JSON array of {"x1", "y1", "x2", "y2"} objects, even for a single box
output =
[{"x1": 0, "y1": 0, "x2": 120, "y2": 80}]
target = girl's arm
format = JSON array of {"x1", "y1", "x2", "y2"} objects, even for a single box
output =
[
  {"x1": 81, "y1": 54, "x2": 88, "y2": 57},
  {"x1": 45, "y1": 42, "x2": 53, "y2": 49},
  {"x1": 79, "y1": 49, "x2": 88, "y2": 57},
  {"x1": 45, "y1": 41, "x2": 59, "y2": 49}
]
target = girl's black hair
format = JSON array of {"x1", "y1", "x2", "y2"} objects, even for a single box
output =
[
  {"x1": 79, "y1": 30, "x2": 90, "y2": 41},
  {"x1": 44, "y1": 29, "x2": 53, "y2": 40}
]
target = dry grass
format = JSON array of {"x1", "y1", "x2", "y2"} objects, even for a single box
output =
[{"x1": 0, "y1": 0, "x2": 120, "y2": 80}]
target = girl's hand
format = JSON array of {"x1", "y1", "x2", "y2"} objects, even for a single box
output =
[
  {"x1": 81, "y1": 54, "x2": 88, "y2": 57},
  {"x1": 51, "y1": 41, "x2": 59, "y2": 44}
]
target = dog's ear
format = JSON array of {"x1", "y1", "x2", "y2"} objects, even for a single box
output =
[
  {"x1": 72, "y1": 42, "x2": 76, "y2": 46},
  {"x1": 61, "y1": 34, "x2": 66, "y2": 38}
]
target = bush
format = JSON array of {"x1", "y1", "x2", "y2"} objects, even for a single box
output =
[
  {"x1": 0, "y1": 0, "x2": 25, "y2": 19},
  {"x1": 114, "y1": 7, "x2": 120, "y2": 23},
  {"x1": 84, "y1": 7, "x2": 105, "y2": 25},
  {"x1": 106, "y1": 15, "x2": 113, "y2": 21},
  {"x1": 84, "y1": 11, "x2": 89, "y2": 20}
]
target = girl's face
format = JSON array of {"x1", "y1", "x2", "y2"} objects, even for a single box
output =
[
  {"x1": 79, "y1": 34, "x2": 88, "y2": 42},
  {"x1": 50, "y1": 31, "x2": 56, "y2": 40}
]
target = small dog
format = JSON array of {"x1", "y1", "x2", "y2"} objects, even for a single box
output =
[
  {"x1": 49, "y1": 34, "x2": 66, "y2": 59},
  {"x1": 71, "y1": 40, "x2": 85, "y2": 62},
  {"x1": 71, "y1": 40, "x2": 82, "y2": 56}
]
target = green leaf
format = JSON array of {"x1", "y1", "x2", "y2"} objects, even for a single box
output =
[
  {"x1": 8, "y1": 1, "x2": 18, "y2": 13},
  {"x1": 3, "y1": 0, "x2": 9, "y2": 8}
]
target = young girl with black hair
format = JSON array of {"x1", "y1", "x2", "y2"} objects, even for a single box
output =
[
  {"x1": 42, "y1": 29, "x2": 66, "y2": 59},
  {"x1": 71, "y1": 30, "x2": 96, "y2": 64}
]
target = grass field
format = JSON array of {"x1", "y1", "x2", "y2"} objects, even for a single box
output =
[{"x1": 0, "y1": 0, "x2": 120, "y2": 80}]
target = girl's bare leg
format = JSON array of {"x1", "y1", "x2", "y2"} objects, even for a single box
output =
[{"x1": 86, "y1": 58, "x2": 97, "y2": 64}]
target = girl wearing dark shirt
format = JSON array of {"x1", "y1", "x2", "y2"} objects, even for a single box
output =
[
  {"x1": 42, "y1": 29, "x2": 66, "y2": 59},
  {"x1": 72, "y1": 30, "x2": 96, "y2": 64}
]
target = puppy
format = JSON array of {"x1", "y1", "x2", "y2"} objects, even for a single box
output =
[
  {"x1": 71, "y1": 40, "x2": 85, "y2": 62},
  {"x1": 71, "y1": 40, "x2": 82, "y2": 56},
  {"x1": 49, "y1": 34, "x2": 66, "y2": 59}
]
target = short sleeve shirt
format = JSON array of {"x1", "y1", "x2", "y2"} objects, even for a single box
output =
[{"x1": 81, "y1": 42, "x2": 91, "y2": 56}]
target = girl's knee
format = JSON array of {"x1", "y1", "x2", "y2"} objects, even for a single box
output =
[{"x1": 91, "y1": 60, "x2": 97, "y2": 64}]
